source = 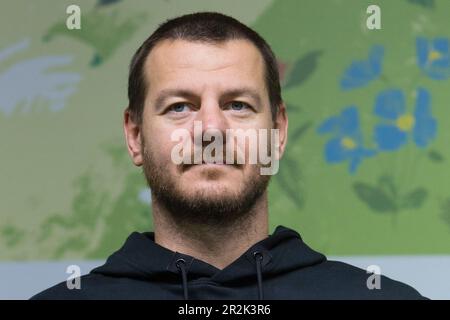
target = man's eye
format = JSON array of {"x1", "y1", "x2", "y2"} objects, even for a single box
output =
[
  {"x1": 229, "y1": 101, "x2": 250, "y2": 111},
  {"x1": 169, "y1": 103, "x2": 190, "y2": 113}
]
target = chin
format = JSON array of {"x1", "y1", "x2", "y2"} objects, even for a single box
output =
[{"x1": 182, "y1": 179, "x2": 240, "y2": 198}]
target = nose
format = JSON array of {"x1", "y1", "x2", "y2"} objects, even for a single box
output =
[
  {"x1": 195, "y1": 98, "x2": 228, "y2": 134},
  {"x1": 190, "y1": 99, "x2": 229, "y2": 163}
]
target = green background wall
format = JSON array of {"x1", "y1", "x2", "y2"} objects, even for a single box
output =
[{"x1": 1, "y1": 0, "x2": 449, "y2": 262}]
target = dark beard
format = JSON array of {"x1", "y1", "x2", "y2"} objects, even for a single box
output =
[{"x1": 141, "y1": 142, "x2": 270, "y2": 228}]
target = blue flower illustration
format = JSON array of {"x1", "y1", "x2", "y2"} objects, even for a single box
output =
[
  {"x1": 417, "y1": 37, "x2": 450, "y2": 80},
  {"x1": 318, "y1": 107, "x2": 376, "y2": 173},
  {"x1": 374, "y1": 88, "x2": 437, "y2": 151},
  {"x1": 340, "y1": 45, "x2": 384, "y2": 90}
]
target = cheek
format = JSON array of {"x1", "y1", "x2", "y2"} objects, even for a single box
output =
[
  {"x1": 142, "y1": 128, "x2": 174, "y2": 161},
  {"x1": 240, "y1": 118, "x2": 275, "y2": 159},
  {"x1": 143, "y1": 116, "x2": 194, "y2": 169}
]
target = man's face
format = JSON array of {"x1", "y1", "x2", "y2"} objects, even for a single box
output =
[{"x1": 127, "y1": 39, "x2": 284, "y2": 225}]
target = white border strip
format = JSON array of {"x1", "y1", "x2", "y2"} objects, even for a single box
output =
[{"x1": 1, "y1": 255, "x2": 449, "y2": 299}]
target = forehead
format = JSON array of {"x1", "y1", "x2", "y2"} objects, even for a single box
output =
[{"x1": 143, "y1": 38, "x2": 266, "y2": 93}]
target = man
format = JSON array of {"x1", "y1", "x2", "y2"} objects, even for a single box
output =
[{"x1": 32, "y1": 12, "x2": 425, "y2": 300}]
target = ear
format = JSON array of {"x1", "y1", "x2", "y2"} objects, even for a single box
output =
[
  {"x1": 123, "y1": 108, "x2": 143, "y2": 166},
  {"x1": 274, "y1": 102, "x2": 288, "y2": 160}
]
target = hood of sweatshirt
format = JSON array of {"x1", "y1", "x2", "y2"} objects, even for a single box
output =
[
  {"x1": 31, "y1": 225, "x2": 427, "y2": 300},
  {"x1": 90, "y1": 225, "x2": 326, "y2": 299}
]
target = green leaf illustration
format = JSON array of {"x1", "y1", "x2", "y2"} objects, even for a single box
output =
[
  {"x1": 428, "y1": 150, "x2": 444, "y2": 163},
  {"x1": 44, "y1": 9, "x2": 147, "y2": 67},
  {"x1": 283, "y1": 50, "x2": 323, "y2": 89},
  {"x1": 275, "y1": 121, "x2": 312, "y2": 208},
  {"x1": 1, "y1": 225, "x2": 25, "y2": 247},
  {"x1": 353, "y1": 182, "x2": 397, "y2": 213},
  {"x1": 276, "y1": 153, "x2": 305, "y2": 208},
  {"x1": 401, "y1": 188, "x2": 428, "y2": 209},
  {"x1": 407, "y1": 0, "x2": 435, "y2": 8},
  {"x1": 440, "y1": 198, "x2": 450, "y2": 229}
]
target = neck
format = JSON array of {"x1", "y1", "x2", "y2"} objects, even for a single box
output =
[{"x1": 151, "y1": 193, "x2": 269, "y2": 270}]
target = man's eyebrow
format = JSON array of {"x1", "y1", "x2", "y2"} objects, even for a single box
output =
[
  {"x1": 153, "y1": 87, "x2": 263, "y2": 110},
  {"x1": 154, "y1": 89, "x2": 198, "y2": 111},
  {"x1": 221, "y1": 88, "x2": 262, "y2": 106}
]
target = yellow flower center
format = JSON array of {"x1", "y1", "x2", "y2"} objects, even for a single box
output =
[
  {"x1": 428, "y1": 50, "x2": 442, "y2": 62},
  {"x1": 396, "y1": 114, "x2": 415, "y2": 132},
  {"x1": 341, "y1": 137, "x2": 356, "y2": 150}
]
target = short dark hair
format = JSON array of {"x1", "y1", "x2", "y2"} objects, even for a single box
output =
[{"x1": 127, "y1": 11, "x2": 282, "y2": 125}]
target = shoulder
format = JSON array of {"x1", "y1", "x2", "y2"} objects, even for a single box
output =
[
  {"x1": 315, "y1": 260, "x2": 427, "y2": 299},
  {"x1": 29, "y1": 273, "x2": 136, "y2": 300}
]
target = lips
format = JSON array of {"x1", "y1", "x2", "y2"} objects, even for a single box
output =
[
  {"x1": 182, "y1": 161, "x2": 240, "y2": 171},
  {"x1": 200, "y1": 161, "x2": 226, "y2": 165}
]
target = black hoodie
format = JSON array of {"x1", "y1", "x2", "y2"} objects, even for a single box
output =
[{"x1": 31, "y1": 225, "x2": 426, "y2": 300}]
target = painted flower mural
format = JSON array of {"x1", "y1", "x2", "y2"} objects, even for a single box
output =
[
  {"x1": 340, "y1": 45, "x2": 384, "y2": 90},
  {"x1": 320, "y1": 37, "x2": 444, "y2": 178},
  {"x1": 43, "y1": 9, "x2": 146, "y2": 67},
  {"x1": 374, "y1": 88, "x2": 437, "y2": 151},
  {"x1": 417, "y1": 37, "x2": 450, "y2": 80},
  {"x1": 0, "y1": 39, "x2": 81, "y2": 115},
  {"x1": 317, "y1": 35, "x2": 447, "y2": 215},
  {"x1": 317, "y1": 106, "x2": 376, "y2": 174}
]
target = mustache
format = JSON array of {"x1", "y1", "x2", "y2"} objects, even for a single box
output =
[
  {"x1": 169, "y1": 125, "x2": 280, "y2": 175},
  {"x1": 181, "y1": 144, "x2": 246, "y2": 167}
]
